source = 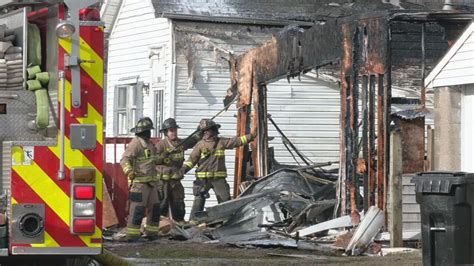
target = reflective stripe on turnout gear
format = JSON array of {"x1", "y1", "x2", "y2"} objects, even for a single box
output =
[
  {"x1": 146, "y1": 225, "x2": 160, "y2": 232},
  {"x1": 131, "y1": 176, "x2": 157, "y2": 182},
  {"x1": 157, "y1": 173, "x2": 181, "y2": 180},
  {"x1": 127, "y1": 227, "x2": 141, "y2": 236},
  {"x1": 196, "y1": 171, "x2": 227, "y2": 179},
  {"x1": 240, "y1": 135, "x2": 248, "y2": 145},
  {"x1": 183, "y1": 161, "x2": 193, "y2": 169},
  {"x1": 122, "y1": 164, "x2": 132, "y2": 174},
  {"x1": 200, "y1": 149, "x2": 225, "y2": 159}
]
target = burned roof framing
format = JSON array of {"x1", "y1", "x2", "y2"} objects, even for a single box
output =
[{"x1": 230, "y1": 9, "x2": 473, "y2": 224}]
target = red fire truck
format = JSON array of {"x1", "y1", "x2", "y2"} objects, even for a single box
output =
[{"x1": 0, "y1": 0, "x2": 104, "y2": 259}]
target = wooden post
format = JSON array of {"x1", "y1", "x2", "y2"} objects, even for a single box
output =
[
  {"x1": 426, "y1": 125, "x2": 434, "y2": 171},
  {"x1": 389, "y1": 131, "x2": 403, "y2": 247}
]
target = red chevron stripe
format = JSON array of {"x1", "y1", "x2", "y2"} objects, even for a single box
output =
[
  {"x1": 34, "y1": 147, "x2": 70, "y2": 195},
  {"x1": 34, "y1": 146, "x2": 103, "y2": 230},
  {"x1": 58, "y1": 44, "x2": 103, "y2": 117},
  {"x1": 11, "y1": 171, "x2": 87, "y2": 247},
  {"x1": 79, "y1": 26, "x2": 104, "y2": 63}
]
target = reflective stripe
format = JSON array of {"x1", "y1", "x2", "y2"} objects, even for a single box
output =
[
  {"x1": 127, "y1": 228, "x2": 141, "y2": 236},
  {"x1": 122, "y1": 165, "x2": 132, "y2": 174},
  {"x1": 201, "y1": 150, "x2": 225, "y2": 159},
  {"x1": 195, "y1": 171, "x2": 227, "y2": 179},
  {"x1": 136, "y1": 156, "x2": 157, "y2": 163},
  {"x1": 240, "y1": 136, "x2": 248, "y2": 145},
  {"x1": 133, "y1": 176, "x2": 156, "y2": 182},
  {"x1": 159, "y1": 173, "x2": 182, "y2": 180},
  {"x1": 158, "y1": 174, "x2": 170, "y2": 180},
  {"x1": 146, "y1": 226, "x2": 160, "y2": 232},
  {"x1": 184, "y1": 161, "x2": 193, "y2": 169},
  {"x1": 214, "y1": 150, "x2": 225, "y2": 157},
  {"x1": 171, "y1": 153, "x2": 184, "y2": 160}
]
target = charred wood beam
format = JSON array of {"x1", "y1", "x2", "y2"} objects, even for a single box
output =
[
  {"x1": 232, "y1": 57, "x2": 250, "y2": 197},
  {"x1": 341, "y1": 18, "x2": 391, "y2": 220},
  {"x1": 368, "y1": 75, "x2": 376, "y2": 207},
  {"x1": 376, "y1": 74, "x2": 385, "y2": 211},
  {"x1": 235, "y1": 21, "x2": 342, "y2": 107},
  {"x1": 361, "y1": 75, "x2": 369, "y2": 212}
]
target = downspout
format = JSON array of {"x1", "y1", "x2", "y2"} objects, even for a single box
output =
[{"x1": 169, "y1": 19, "x2": 176, "y2": 119}]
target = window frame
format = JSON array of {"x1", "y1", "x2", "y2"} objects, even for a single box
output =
[{"x1": 113, "y1": 81, "x2": 144, "y2": 136}]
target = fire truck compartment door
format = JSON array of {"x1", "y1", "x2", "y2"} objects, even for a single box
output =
[{"x1": 70, "y1": 124, "x2": 96, "y2": 150}]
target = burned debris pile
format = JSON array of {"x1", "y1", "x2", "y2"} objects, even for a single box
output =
[{"x1": 162, "y1": 166, "x2": 392, "y2": 256}]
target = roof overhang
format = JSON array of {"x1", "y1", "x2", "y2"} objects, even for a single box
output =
[{"x1": 158, "y1": 13, "x2": 316, "y2": 27}]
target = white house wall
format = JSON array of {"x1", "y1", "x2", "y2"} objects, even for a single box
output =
[
  {"x1": 105, "y1": 0, "x2": 171, "y2": 162},
  {"x1": 429, "y1": 25, "x2": 474, "y2": 88},
  {"x1": 172, "y1": 22, "x2": 340, "y2": 217}
]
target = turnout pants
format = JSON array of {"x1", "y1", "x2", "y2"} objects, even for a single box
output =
[
  {"x1": 159, "y1": 179, "x2": 186, "y2": 222},
  {"x1": 189, "y1": 178, "x2": 231, "y2": 221},
  {"x1": 127, "y1": 182, "x2": 161, "y2": 238}
]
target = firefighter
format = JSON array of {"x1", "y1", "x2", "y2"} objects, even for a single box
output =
[
  {"x1": 120, "y1": 117, "x2": 161, "y2": 242},
  {"x1": 155, "y1": 118, "x2": 200, "y2": 224},
  {"x1": 181, "y1": 119, "x2": 256, "y2": 221}
]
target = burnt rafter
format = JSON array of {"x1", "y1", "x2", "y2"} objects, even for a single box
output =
[
  {"x1": 230, "y1": 9, "x2": 474, "y2": 223},
  {"x1": 233, "y1": 21, "x2": 342, "y2": 107}
]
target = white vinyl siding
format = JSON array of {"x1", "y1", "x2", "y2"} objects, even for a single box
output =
[
  {"x1": 106, "y1": 0, "x2": 171, "y2": 138},
  {"x1": 426, "y1": 23, "x2": 474, "y2": 88},
  {"x1": 106, "y1": 0, "x2": 171, "y2": 163},
  {"x1": 267, "y1": 75, "x2": 340, "y2": 164}
]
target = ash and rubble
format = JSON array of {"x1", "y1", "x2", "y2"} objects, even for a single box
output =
[{"x1": 114, "y1": 164, "x2": 414, "y2": 257}]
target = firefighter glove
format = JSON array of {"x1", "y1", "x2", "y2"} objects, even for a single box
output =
[
  {"x1": 195, "y1": 126, "x2": 204, "y2": 140},
  {"x1": 127, "y1": 171, "x2": 135, "y2": 181}
]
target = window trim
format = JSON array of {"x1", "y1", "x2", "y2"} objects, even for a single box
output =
[{"x1": 113, "y1": 81, "x2": 144, "y2": 136}]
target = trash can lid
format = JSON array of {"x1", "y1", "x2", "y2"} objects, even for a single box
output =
[{"x1": 412, "y1": 171, "x2": 474, "y2": 194}]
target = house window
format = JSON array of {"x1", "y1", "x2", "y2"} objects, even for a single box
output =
[{"x1": 114, "y1": 82, "x2": 143, "y2": 136}]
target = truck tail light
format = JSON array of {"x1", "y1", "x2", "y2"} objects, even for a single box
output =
[
  {"x1": 73, "y1": 202, "x2": 95, "y2": 217},
  {"x1": 74, "y1": 186, "x2": 95, "y2": 200},
  {"x1": 73, "y1": 219, "x2": 95, "y2": 234},
  {"x1": 71, "y1": 168, "x2": 97, "y2": 235}
]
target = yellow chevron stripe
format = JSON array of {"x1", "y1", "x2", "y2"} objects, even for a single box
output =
[
  {"x1": 48, "y1": 137, "x2": 103, "y2": 201},
  {"x1": 13, "y1": 168, "x2": 101, "y2": 248},
  {"x1": 59, "y1": 37, "x2": 104, "y2": 88},
  {"x1": 59, "y1": 80, "x2": 103, "y2": 145},
  {"x1": 79, "y1": 225, "x2": 102, "y2": 248},
  {"x1": 77, "y1": 104, "x2": 103, "y2": 145},
  {"x1": 31, "y1": 232, "x2": 61, "y2": 248},
  {"x1": 13, "y1": 164, "x2": 70, "y2": 225},
  {"x1": 11, "y1": 198, "x2": 60, "y2": 247}
]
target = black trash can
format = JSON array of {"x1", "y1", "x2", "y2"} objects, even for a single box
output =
[{"x1": 413, "y1": 172, "x2": 474, "y2": 266}]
